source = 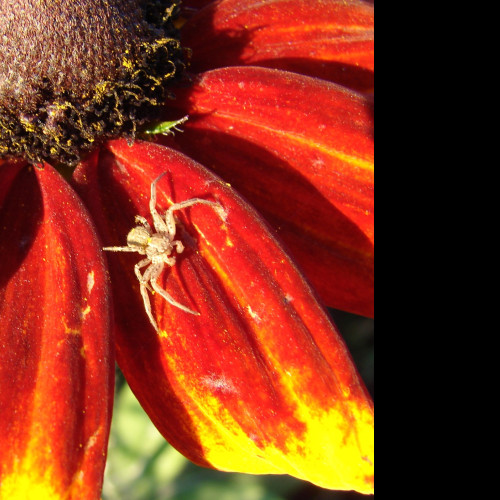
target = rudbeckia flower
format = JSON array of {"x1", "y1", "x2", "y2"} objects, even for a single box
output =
[{"x1": 0, "y1": 0, "x2": 374, "y2": 498}]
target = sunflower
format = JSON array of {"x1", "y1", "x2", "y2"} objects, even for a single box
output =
[{"x1": 0, "y1": 1, "x2": 374, "y2": 498}]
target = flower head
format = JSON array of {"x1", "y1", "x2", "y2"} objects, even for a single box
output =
[
  {"x1": 0, "y1": 0, "x2": 184, "y2": 165},
  {"x1": 0, "y1": 0, "x2": 374, "y2": 498}
]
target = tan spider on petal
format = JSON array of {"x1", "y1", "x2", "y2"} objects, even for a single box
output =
[{"x1": 103, "y1": 172, "x2": 224, "y2": 332}]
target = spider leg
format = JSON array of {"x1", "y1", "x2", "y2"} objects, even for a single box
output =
[
  {"x1": 150, "y1": 172, "x2": 169, "y2": 233},
  {"x1": 136, "y1": 259, "x2": 159, "y2": 329},
  {"x1": 146, "y1": 259, "x2": 198, "y2": 315},
  {"x1": 150, "y1": 172, "x2": 168, "y2": 213},
  {"x1": 103, "y1": 246, "x2": 140, "y2": 252},
  {"x1": 139, "y1": 281, "x2": 159, "y2": 332},
  {"x1": 135, "y1": 215, "x2": 151, "y2": 231},
  {"x1": 135, "y1": 258, "x2": 154, "y2": 293},
  {"x1": 173, "y1": 240, "x2": 184, "y2": 254},
  {"x1": 151, "y1": 279, "x2": 200, "y2": 316},
  {"x1": 164, "y1": 199, "x2": 222, "y2": 239},
  {"x1": 163, "y1": 255, "x2": 177, "y2": 267}
]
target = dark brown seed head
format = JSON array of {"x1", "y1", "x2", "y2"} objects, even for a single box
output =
[{"x1": 0, "y1": 0, "x2": 185, "y2": 166}]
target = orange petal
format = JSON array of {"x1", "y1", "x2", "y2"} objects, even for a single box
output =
[
  {"x1": 0, "y1": 162, "x2": 114, "y2": 499},
  {"x1": 182, "y1": 0, "x2": 374, "y2": 91},
  {"x1": 163, "y1": 66, "x2": 374, "y2": 317},
  {"x1": 73, "y1": 140, "x2": 374, "y2": 494}
]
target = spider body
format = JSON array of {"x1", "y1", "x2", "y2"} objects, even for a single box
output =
[{"x1": 104, "y1": 172, "x2": 223, "y2": 332}]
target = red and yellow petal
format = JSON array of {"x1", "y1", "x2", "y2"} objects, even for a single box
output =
[
  {"x1": 73, "y1": 140, "x2": 373, "y2": 493},
  {"x1": 163, "y1": 66, "x2": 374, "y2": 317},
  {"x1": 0, "y1": 162, "x2": 113, "y2": 499},
  {"x1": 181, "y1": 0, "x2": 374, "y2": 91}
]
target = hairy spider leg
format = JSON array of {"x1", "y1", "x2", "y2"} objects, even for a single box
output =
[
  {"x1": 102, "y1": 245, "x2": 140, "y2": 252},
  {"x1": 151, "y1": 279, "x2": 200, "y2": 316},
  {"x1": 134, "y1": 258, "x2": 160, "y2": 331},
  {"x1": 139, "y1": 282, "x2": 158, "y2": 332},
  {"x1": 135, "y1": 257, "x2": 155, "y2": 294},
  {"x1": 150, "y1": 172, "x2": 223, "y2": 238},
  {"x1": 137, "y1": 256, "x2": 200, "y2": 330},
  {"x1": 135, "y1": 215, "x2": 151, "y2": 231},
  {"x1": 164, "y1": 199, "x2": 222, "y2": 239},
  {"x1": 150, "y1": 172, "x2": 170, "y2": 233},
  {"x1": 173, "y1": 240, "x2": 184, "y2": 254}
]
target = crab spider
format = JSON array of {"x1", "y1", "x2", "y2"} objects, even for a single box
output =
[{"x1": 103, "y1": 172, "x2": 223, "y2": 332}]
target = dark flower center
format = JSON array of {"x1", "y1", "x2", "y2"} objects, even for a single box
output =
[{"x1": 0, "y1": 0, "x2": 185, "y2": 166}]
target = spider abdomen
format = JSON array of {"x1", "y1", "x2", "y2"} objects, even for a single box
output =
[{"x1": 126, "y1": 226, "x2": 150, "y2": 252}]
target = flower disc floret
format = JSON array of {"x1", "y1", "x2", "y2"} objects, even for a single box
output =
[{"x1": 0, "y1": 0, "x2": 185, "y2": 166}]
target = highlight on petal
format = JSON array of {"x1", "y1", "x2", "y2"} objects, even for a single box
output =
[
  {"x1": 181, "y1": 0, "x2": 374, "y2": 91},
  {"x1": 0, "y1": 162, "x2": 113, "y2": 499},
  {"x1": 164, "y1": 66, "x2": 374, "y2": 317},
  {"x1": 73, "y1": 140, "x2": 374, "y2": 494}
]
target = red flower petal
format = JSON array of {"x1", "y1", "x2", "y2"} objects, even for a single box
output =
[
  {"x1": 182, "y1": 0, "x2": 374, "y2": 91},
  {"x1": 0, "y1": 162, "x2": 113, "y2": 499},
  {"x1": 164, "y1": 66, "x2": 374, "y2": 317},
  {"x1": 73, "y1": 140, "x2": 374, "y2": 493}
]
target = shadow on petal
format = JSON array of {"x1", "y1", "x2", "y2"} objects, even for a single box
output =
[
  {"x1": 0, "y1": 162, "x2": 42, "y2": 287},
  {"x1": 161, "y1": 66, "x2": 374, "y2": 315},
  {"x1": 181, "y1": 0, "x2": 374, "y2": 91},
  {"x1": 159, "y1": 127, "x2": 374, "y2": 316}
]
